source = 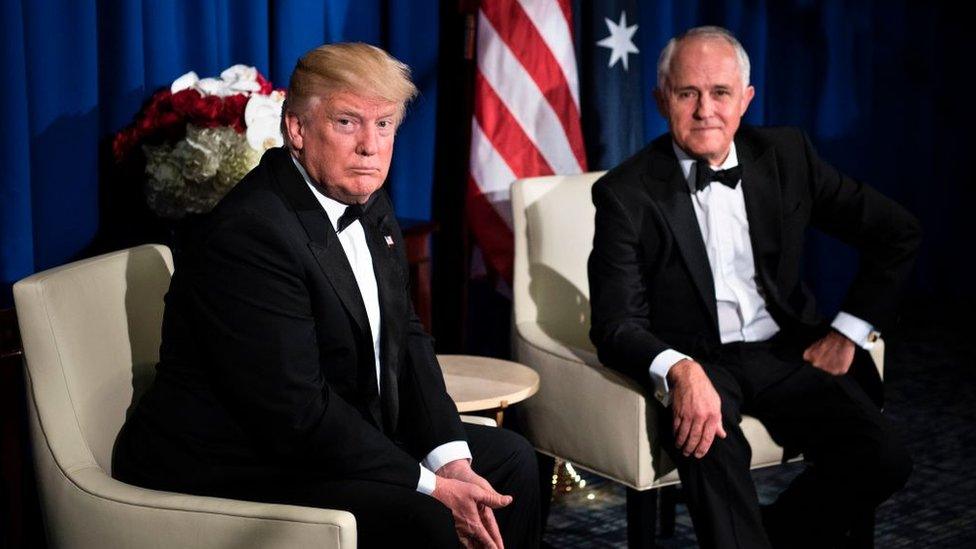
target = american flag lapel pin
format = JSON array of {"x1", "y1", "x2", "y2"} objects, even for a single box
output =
[{"x1": 384, "y1": 235, "x2": 394, "y2": 248}]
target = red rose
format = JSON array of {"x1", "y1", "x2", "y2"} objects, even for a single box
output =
[
  {"x1": 143, "y1": 90, "x2": 172, "y2": 120},
  {"x1": 156, "y1": 111, "x2": 183, "y2": 132},
  {"x1": 190, "y1": 94, "x2": 223, "y2": 127},
  {"x1": 170, "y1": 89, "x2": 201, "y2": 116},
  {"x1": 256, "y1": 72, "x2": 273, "y2": 95},
  {"x1": 113, "y1": 128, "x2": 139, "y2": 161},
  {"x1": 220, "y1": 94, "x2": 249, "y2": 132}
]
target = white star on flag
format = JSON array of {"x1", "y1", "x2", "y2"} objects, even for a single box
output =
[{"x1": 597, "y1": 11, "x2": 639, "y2": 71}]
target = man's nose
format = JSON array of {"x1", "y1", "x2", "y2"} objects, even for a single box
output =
[
  {"x1": 694, "y1": 95, "x2": 715, "y2": 119},
  {"x1": 356, "y1": 126, "x2": 378, "y2": 156}
]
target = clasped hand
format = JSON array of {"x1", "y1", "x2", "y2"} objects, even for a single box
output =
[{"x1": 431, "y1": 459, "x2": 511, "y2": 548}]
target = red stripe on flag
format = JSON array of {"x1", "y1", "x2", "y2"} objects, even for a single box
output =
[
  {"x1": 555, "y1": 0, "x2": 573, "y2": 30},
  {"x1": 473, "y1": 71, "x2": 554, "y2": 179},
  {"x1": 481, "y1": 0, "x2": 588, "y2": 171},
  {"x1": 465, "y1": 175, "x2": 514, "y2": 282}
]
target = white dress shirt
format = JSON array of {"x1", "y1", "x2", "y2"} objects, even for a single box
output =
[
  {"x1": 647, "y1": 143, "x2": 877, "y2": 405},
  {"x1": 293, "y1": 156, "x2": 471, "y2": 494}
]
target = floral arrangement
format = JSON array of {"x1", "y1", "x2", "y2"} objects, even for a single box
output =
[{"x1": 113, "y1": 65, "x2": 286, "y2": 219}]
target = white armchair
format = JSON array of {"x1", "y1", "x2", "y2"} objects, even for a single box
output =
[
  {"x1": 14, "y1": 244, "x2": 355, "y2": 548},
  {"x1": 511, "y1": 173, "x2": 884, "y2": 545}
]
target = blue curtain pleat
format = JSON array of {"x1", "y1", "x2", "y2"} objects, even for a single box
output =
[
  {"x1": 0, "y1": 0, "x2": 35, "y2": 298},
  {"x1": 22, "y1": 0, "x2": 101, "y2": 274},
  {"x1": 97, "y1": 0, "x2": 147, "y2": 132},
  {"x1": 270, "y1": 1, "x2": 326, "y2": 86},
  {"x1": 388, "y1": 0, "x2": 438, "y2": 219}
]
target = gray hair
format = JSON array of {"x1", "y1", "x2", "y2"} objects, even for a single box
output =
[{"x1": 656, "y1": 26, "x2": 751, "y2": 91}]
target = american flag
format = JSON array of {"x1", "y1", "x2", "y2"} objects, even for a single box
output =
[{"x1": 466, "y1": 0, "x2": 587, "y2": 283}]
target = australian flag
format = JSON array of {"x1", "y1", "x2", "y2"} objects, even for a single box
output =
[{"x1": 575, "y1": 0, "x2": 646, "y2": 170}]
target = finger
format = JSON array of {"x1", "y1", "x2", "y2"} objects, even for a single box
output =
[
  {"x1": 480, "y1": 504, "x2": 505, "y2": 549},
  {"x1": 469, "y1": 520, "x2": 496, "y2": 549},
  {"x1": 682, "y1": 420, "x2": 704, "y2": 456},
  {"x1": 471, "y1": 476, "x2": 507, "y2": 502},
  {"x1": 694, "y1": 422, "x2": 717, "y2": 458},
  {"x1": 674, "y1": 416, "x2": 691, "y2": 447},
  {"x1": 459, "y1": 536, "x2": 473, "y2": 549},
  {"x1": 715, "y1": 420, "x2": 727, "y2": 439},
  {"x1": 476, "y1": 490, "x2": 513, "y2": 509},
  {"x1": 802, "y1": 346, "x2": 814, "y2": 362}
]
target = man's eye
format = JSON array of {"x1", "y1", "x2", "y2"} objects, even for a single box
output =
[
  {"x1": 337, "y1": 118, "x2": 352, "y2": 126},
  {"x1": 678, "y1": 91, "x2": 696, "y2": 99},
  {"x1": 377, "y1": 120, "x2": 390, "y2": 128}
]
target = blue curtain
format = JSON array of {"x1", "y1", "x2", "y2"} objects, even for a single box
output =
[{"x1": 0, "y1": 0, "x2": 438, "y2": 307}]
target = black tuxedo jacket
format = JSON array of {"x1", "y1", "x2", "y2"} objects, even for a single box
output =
[
  {"x1": 588, "y1": 126, "x2": 921, "y2": 395},
  {"x1": 114, "y1": 147, "x2": 464, "y2": 492}
]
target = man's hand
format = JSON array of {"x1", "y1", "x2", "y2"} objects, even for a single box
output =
[
  {"x1": 668, "y1": 359, "x2": 726, "y2": 459},
  {"x1": 803, "y1": 330, "x2": 855, "y2": 376},
  {"x1": 432, "y1": 460, "x2": 511, "y2": 549}
]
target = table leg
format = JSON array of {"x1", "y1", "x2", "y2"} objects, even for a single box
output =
[{"x1": 495, "y1": 400, "x2": 509, "y2": 427}]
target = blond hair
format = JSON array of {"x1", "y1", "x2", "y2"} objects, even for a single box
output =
[{"x1": 284, "y1": 42, "x2": 417, "y2": 122}]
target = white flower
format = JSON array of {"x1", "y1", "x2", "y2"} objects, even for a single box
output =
[
  {"x1": 194, "y1": 77, "x2": 235, "y2": 97},
  {"x1": 245, "y1": 92, "x2": 286, "y2": 151},
  {"x1": 171, "y1": 71, "x2": 199, "y2": 93},
  {"x1": 221, "y1": 64, "x2": 262, "y2": 93},
  {"x1": 220, "y1": 64, "x2": 257, "y2": 84}
]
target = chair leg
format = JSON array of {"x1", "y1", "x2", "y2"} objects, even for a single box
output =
[
  {"x1": 658, "y1": 485, "x2": 678, "y2": 538},
  {"x1": 626, "y1": 487, "x2": 657, "y2": 549}
]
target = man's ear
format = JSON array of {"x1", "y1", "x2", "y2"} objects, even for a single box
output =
[
  {"x1": 739, "y1": 85, "x2": 756, "y2": 116},
  {"x1": 284, "y1": 111, "x2": 304, "y2": 150},
  {"x1": 653, "y1": 87, "x2": 669, "y2": 118}
]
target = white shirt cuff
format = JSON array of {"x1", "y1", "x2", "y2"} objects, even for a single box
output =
[
  {"x1": 831, "y1": 311, "x2": 879, "y2": 350},
  {"x1": 422, "y1": 441, "x2": 473, "y2": 473},
  {"x1": 649, "y1": 349, "x2": 692, "y2": 406},
  {"x1": 416, "y1": 465, "x2": 437, "y2": 495}
]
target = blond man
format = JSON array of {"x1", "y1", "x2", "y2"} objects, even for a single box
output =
[{"x1": 115, "y1": 43, "x2": 539, "y2": 549}]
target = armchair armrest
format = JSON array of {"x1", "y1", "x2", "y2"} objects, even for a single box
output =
[{"x1": 50, "y1": 466, "x2": 356, "y2": 548}]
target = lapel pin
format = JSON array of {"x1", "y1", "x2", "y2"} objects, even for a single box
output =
[{"x1": 384, "y1": 235, "x2": 394, "y2": 248}]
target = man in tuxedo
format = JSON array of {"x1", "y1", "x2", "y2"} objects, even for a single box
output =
[
  {"x1": 588, "y1": 26, "x2": 919, "y2": 548},
  {"x1": 114, "y1": 43, "x2": 538, "y2": 549}
]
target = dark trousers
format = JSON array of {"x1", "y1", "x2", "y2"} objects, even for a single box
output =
[
  {"x1": 117, "y1": 423, "x2": 539, "y2": 549},
  {"x1": 658, "y1": 337, "x2": 912, "y2": 549}
]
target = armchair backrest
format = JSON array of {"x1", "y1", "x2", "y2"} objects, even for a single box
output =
[
  {"x1": 511, "y1": 172, "x2": 606, "y2": 351},
  {"x1": 14, "y1": 244, "x2": 173, "y2": 475}
]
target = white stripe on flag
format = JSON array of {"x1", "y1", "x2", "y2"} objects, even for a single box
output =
[
  {"x1": 516, "y1": 0, "x2": 580, "y2": 109},
  {"x1": 476, "y1": 11, "x2": 583, "y2": 176},
  {"x1": 469, "y1": 119, "x2": 516, "y2": 228}
]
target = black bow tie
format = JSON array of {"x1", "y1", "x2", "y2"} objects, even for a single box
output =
[
  {"x1": 694, "y1": 162, "x2": 742, "y2": 192},
  {"x1": 337, "y1": 204, "x2": 365, "y2": 232}
]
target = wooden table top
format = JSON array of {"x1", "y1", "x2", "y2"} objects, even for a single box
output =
[{"x1": 437, "y1": 354, "x2": 540, "y2": 413}]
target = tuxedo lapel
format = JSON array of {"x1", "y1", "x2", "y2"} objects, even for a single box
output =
[
  {"x1": 361, "y1": 195, "x2": 407, "y2": 432},
  {"x1": 644, "y1": 147, "x2": 719, "y2": 330},
  {"x1": 269, "y1": 150, "x2": 372, "y2": 339},
  {"x1": 267, "y1": 149, "x2": 385, "y2": 427},
  {"x1": 737, "y1": 136, "x2": 784, "y2": 296}
]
